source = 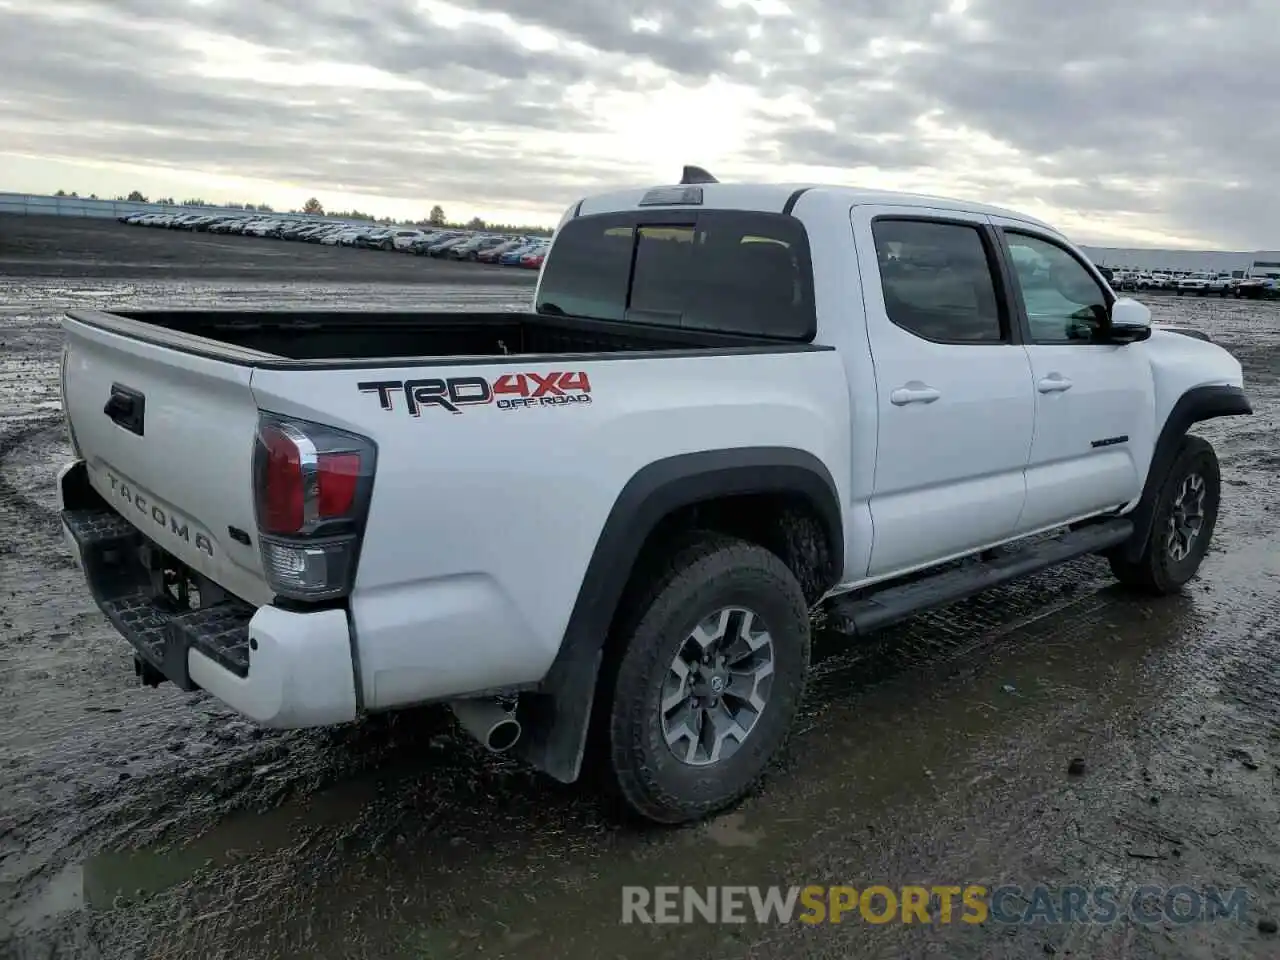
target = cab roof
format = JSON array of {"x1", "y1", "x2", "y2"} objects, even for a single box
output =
[{"x1": 574, "y1": 177, "x2": 1060, "y2": 235}]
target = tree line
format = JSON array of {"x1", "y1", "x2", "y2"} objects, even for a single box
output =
[
  {"x1": 296, "y1": 199, "x2": 551, "y2": 237},
  {"x1": 51, "y1": 190, "x2": 552, "y2": 236}
]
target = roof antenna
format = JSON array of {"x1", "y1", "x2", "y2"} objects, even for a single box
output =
[{"x1": 680, "y1": 165, "x2": 718, "y2": 185}]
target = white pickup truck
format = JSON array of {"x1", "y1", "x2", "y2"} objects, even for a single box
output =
[
  {"x1": 57, "y1": 168, "x2": 1252, "y2": 824},
  {"x1": 1176, "y1": 272, "x2": 1231, "y2": 296}
]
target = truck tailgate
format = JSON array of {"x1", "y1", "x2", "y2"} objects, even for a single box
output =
[{"x1": 62, "y1": 315, "x2": 272, "y2": 606}]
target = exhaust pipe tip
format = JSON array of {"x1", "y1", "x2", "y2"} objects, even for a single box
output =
[
  {"x1": 449, "y1": 698, "x2": 523, "y2": 754},
  {"x1": 486, "y1": 717, "x2": 522, "y2": 753}
]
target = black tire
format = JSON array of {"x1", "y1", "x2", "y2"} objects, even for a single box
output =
[
  {"x1": 601, "y1": 532, "x2": 810, "y2": 824},
  {"x1": 1109, "y1": 435, "x2": 1220, "y2": 595},
  {"x1": 1176, "y1": 288, "x2": 1184, "y2": 296}
]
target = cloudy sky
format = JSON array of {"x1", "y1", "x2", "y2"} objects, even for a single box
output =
[{"x1": 0, "y1": 0, "x2": 1274, "y2": 247}]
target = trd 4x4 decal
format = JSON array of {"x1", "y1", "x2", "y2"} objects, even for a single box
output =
[{"x1": 358, "y1": 371, "x2": 592, "y2": 415}]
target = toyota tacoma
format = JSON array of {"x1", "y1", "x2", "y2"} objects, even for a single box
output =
[{"x1": 56, "y1": 167, "x2": 1252, "y2": 824}]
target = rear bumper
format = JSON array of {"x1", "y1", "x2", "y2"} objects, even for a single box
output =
[{"x1": 57, "y1": 460, "x2": 358, "y2": 729}]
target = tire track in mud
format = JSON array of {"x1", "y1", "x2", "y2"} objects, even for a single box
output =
[
  {"x1": 0, "y1": 415, "x2": 71, "y2": 567},
  {"x1": 0, "y1": 414, "x2": 66, "y2": 500}
]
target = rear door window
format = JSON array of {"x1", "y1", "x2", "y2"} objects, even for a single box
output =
[
  {"x1": 870, "y1": 218, "x2": 1008, "y2": 343},
  {"x1": 535, "y1": 210, "x2": 815, "y2": 340}
]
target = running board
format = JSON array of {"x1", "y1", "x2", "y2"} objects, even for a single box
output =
[{"x1": 825, "y1": 518, "x2": 1133, "y2": 635}]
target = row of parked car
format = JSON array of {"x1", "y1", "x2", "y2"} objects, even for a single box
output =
[
  {"x1": 1110, "y1": 269, "x2": 1279, "y2": 298},
  {"x1": 117, "y1": 211, "x2": 554, "y2": 269}
]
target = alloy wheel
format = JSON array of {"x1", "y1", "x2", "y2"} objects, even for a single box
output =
[
  {"x1": 1167, "y1": 472, "x2": 1207, "y2": 562},
  {"x1": 660, "y1": 606, "x2": 775, "y2": 767}
]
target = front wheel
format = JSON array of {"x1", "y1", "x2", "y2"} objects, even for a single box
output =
[
  {"x1": 602, "y1": 533, "x2": 810, "y2": 824},
  {"x1": 1109, "y1": 435, "x2": 1220, "y2": 595}
]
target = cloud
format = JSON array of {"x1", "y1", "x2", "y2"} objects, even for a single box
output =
[{"x1": 0, "y1": 0, "x2": 1276, "y2": 244}]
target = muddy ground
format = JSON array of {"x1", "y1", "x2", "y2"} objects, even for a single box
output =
[{"x1": 1, "y1": 222, "x2": 1278, "y2": 960}]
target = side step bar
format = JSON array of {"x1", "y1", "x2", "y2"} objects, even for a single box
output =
[{"x1": 825, "y1": 518, "x2": 1133, "y2": 635}]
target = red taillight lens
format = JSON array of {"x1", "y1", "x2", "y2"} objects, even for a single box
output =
[
  {"x1": 317, "y1": 452, "x2": 360, "y2": 518},
  {"x1": 253, "y1": 414, "x2": 376, "y2": 602},
  {"x1": 258, "y1": 424, "x2": 365, "y2": 535},
  {"x1": 261, "y1": 424, "x2": 304, "y2": 534}
]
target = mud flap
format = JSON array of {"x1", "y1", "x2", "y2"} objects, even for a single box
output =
[{"x1": 510, "y1": 649, "x2": 602, "y2": 783}]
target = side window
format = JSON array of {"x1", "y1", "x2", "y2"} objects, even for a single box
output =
[
  {"x1": 870, "y1": 219, "x2": 1006, "y2": 343},
  {"x1": 1003, "y1": 232, "x2": 1109, "y2": 343}
]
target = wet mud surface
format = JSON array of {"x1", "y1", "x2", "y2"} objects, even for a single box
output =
[{"x1": 2, "y1": 241, "x2": 1279, "y2": 958}]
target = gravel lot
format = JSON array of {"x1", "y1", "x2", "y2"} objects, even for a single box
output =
[{"x1": 1, "y1": 218, "x2": 1278, "y2": 960}]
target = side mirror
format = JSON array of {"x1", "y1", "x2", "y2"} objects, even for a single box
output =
[{"x1": 1105, "y1": 297, "x2": 1152, "y2": 344}]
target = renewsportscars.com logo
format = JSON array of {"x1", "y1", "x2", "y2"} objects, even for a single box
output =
[
  {"x1": 620, "y1": 884, "x2": 1251, "y2": 926},
  {"x1": 358, "y1": 371, "x2": 592, "y2": 415}
]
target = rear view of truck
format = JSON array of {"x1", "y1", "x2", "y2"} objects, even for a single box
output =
[
  {"x1": 54, "y1": 179, "x2": 855, "y2": 826},
  {"x1": 57, "y1": 316, "x2": 372, "y2": 726}
]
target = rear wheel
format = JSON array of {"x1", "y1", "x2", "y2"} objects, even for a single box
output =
[
  {"x1": 602, "y1": 533, "x2": 810, "y2": 824},
  {"x1": 1110, "y1": 435, "x2": 1220, "y2": 594}
]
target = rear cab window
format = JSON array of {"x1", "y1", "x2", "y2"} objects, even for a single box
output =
[{"x1": 535, "y1": 210, "x2": 816, "y2": 340}]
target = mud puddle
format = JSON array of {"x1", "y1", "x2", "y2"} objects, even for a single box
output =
[
  {"x1": 15, "y1": 775, "x2": 380, "y2": 928},
  {"x1": 2, "y1": 285, "x2": 1278, "y2": 959}
]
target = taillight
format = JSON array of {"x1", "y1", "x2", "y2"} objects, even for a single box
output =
[
  {"x1": 259, "y1": 423, "x2": 306, "y2": 534},
  {"x1": 317, "y1": 453, "x2": 360, "y2": 517},
  {"x1": 252, "y1": 414, "x2": 377, "y2": 602}
]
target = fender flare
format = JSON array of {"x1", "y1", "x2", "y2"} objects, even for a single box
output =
[
  {"x1": 1119, "y1": 384, "x2": 1252, "y2": 563},
  {"x1": 513, "y1": 447, "x2": 843, "y2": 783}
]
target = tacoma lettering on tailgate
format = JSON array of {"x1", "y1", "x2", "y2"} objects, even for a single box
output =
[
  {"x1": 358, "y1": 372, "x2": 592, "y2": 415},
  {"x1": 106, "y1": 471, "x2": 214, "y2": 557}
]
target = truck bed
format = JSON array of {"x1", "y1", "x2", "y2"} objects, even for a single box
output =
[{"x1": 71, "y1": 309, "x2": 797, "y2": 363}]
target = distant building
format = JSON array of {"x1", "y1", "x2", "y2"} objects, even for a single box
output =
[{"x1": 1247, "y1": 257, "x2": 1280, "y2": 278}]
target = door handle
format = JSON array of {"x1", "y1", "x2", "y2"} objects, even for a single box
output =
[
  {"x1": 889, "y1": 383, "x2": 941, "y2": 406},
  {"x1": 1037, "y1": 374, "x2": 1073, "y2": 393},
  {"x1": 104, "y1": 383, "x2": 146, "y2": 436}
]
